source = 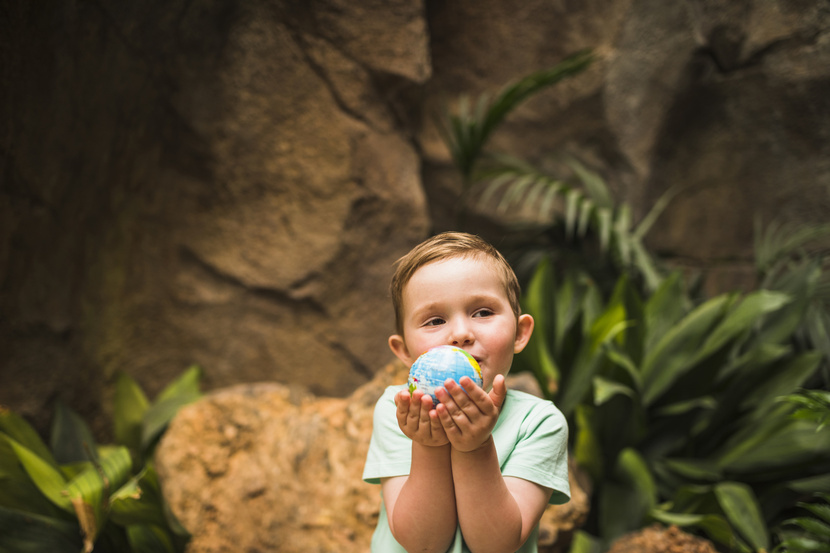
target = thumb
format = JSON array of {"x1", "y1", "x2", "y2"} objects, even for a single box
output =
[{"x1": 489, "y1": 374, "x2": 507, "y2": 410}]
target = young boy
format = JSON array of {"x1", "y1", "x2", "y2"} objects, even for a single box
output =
[{"x1": 363, "y1": 232, "x2": 570, "y2": 553}]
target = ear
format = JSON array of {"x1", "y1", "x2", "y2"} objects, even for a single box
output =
[
  {"x1": 388, "y1": 334, "x2": 415, "y2": 367},
  {"x1": 513, "y1": 314, "x2": 534, "y2": 354}
]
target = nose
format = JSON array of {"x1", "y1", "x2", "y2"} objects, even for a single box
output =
[{"x1": 448, "y1": 320, "x2": 474, "y2": 346}]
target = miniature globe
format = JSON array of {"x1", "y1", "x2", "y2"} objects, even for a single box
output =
[{"x1": 408, "y1": 345, "x2": 483, "y2": 405}]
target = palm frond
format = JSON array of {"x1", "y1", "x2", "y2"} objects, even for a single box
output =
[
  {"x1": 755, "y1": 218, "x2": 830, "y2": 281},
  {"x1": 438, "y1": 50, "x2": 595, "y2": 182}
]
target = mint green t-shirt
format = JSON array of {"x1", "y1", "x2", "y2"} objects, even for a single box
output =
[{"x1": 362, "y1": 385, "x2": 571, "y2": 553}]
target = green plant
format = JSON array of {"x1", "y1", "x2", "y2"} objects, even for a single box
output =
[
  {"x1": 0, "y1": 366, "x2": 201, "y2": 553},
  {"x1": 438, "y1": 49, "x2": 677, "y2": 298},
  {"x1": 518, "y1": 256, "x2": 830, "y2": 551},
  {"x1": 440, "y1": 58, "x2": 830, "y2": 552},
  {"x1": 773, "y1": 493, "x2": 830, "y2": 553}
]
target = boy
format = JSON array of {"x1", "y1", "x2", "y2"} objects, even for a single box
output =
[{"x1": 363, "y1": 232, "x2": 570, "y2": 553}]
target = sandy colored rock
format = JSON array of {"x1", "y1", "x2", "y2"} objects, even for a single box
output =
[
  {"x1": 607, "y1": 523, "x2": 719, "y2": 553},
  {"x1": 156, "y1": 362, "x2": 589, "y2": 552}
]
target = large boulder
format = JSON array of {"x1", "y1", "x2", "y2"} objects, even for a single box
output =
[
  {"x1": 607, "y1": 523, "x2": 718, "y2": 553},
  {"x1": 155, "y1": 362, "x2": 590, "y2": 552}
]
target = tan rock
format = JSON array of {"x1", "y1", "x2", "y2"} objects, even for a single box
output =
[
  {"x1": 156, "y1": 362, "x2": 589, "y2": 552},
  {"x1": 607, "y1": 523, "x2": 718, "y2": 553}
]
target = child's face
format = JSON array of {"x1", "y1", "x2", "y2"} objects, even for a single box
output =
[{"x1": 388, "y1": 255, "x2": 534, "y2": 391}]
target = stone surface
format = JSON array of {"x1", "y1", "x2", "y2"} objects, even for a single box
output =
[
  {"x1": 155, "y1": 362, "x2": 589, "y2": 553},
  {"x1": 0, "y1": 0, "x2": 430, "y2": 434},
  {"x1": 2, "y1": 0, "x2": 828, "y2": 437},
  {"x1": 421, "y1": 0, "x2": 830, "y2": 297},
  {"x1": 606, "y1": 523, "x2": 718, "y2": 553}
]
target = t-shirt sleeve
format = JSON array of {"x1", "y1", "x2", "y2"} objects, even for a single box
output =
[
  {"x1": 500, "y1": 398, "x2": 571, "y2": 505},
  {"x1": 362, "y1": 385, "x2": 412, "y2": 485}
]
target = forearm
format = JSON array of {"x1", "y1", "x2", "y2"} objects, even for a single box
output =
[
  {"x1": 389, "y1": 442, "x2": 457, "y2": 553},
  {"x1": 451, "y1": 437, "x2": 525, "y2": 553}
]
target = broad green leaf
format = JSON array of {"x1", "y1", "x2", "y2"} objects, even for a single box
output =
[
  {"x1": 697, "y1": 290, "x2": 791, "y2": 361},
  {"x1": 114, "y1": 372, "x2": 150, "y2": 451},
  {"x1": 783, "y1": 516, "x2": 830, "y2": 538},
  {"x1": 641, "y1": 294, "x2": 733, "y2": 406},
  {"x1": 65, "y1": 445, "x2": 132, "y2": 550},
  {"x1": 660, "y1": 458, "x2": 722, "y2": 481},
  {"x1": 655, "y1": 396, "x2": 716, "y2": 417},
  {"x1": 714, "y1": 482, "x2": 770, "y2": 551},
  {"x1": 155, "y1": 365, "x2": 202, "y2": 405},
  {"x1": 577, "y1": 197, "x2": 593, "y2": 237},
  {"x1": 51, "y1": 400, "x2": 97, "y2": 465},
  {"x1": 593, "y1": 376, "x2": 635, "y2": 406},
  {"x1": 649, "y1": 509, "x2": 736, "y2": 549},
  {"x1": 642, "y1": 275, "x2": 713, "y2": 358},
  {"x1": 799, "y1": 501, "x2": 830, "y2": 524},
  {"x1": 2, "y1": 436, "x2": 71, "y2": 511},
  {"x1": 554, "y1": 270, "x2": 591, "y2": 355},
  {"x1": 741, "y1": 352, "x2": 822, "y2": 419},
  {"x1": 567, "y1": 530, "x2": 601, "y2": 553},
  {"x1": 559, "y1": 283, "x2": 628, "y2": 415},
  {"x1": 630, "y1": 239, "x2": 664, "y2": 292},
  {"x1": 596, "y1": 208, "x2": 612, "y2": 254},
  {"x1": 126, "y1": 523, "x2": 176, "y2": 553},
  {"x1": 613, "y1": 204, "x2": 632, "y2": 266},
  {"x1": 142, "y1": 366, "x2": 202, "y2": 451},
  {"x1": 0, "y1": 436, "x2": 63, "y2": 516},
  {"x1": 599, "y1": 449, "x2": 657, "y2": 543},
  {"x1": 602, "y1": 343, "x2": 642, "y2": 390},
  {"x1": 520, "y1": 258, "x2": 560, "y2": 395},
  {"x1": 110, "y1": 466, "x2": 167, "y2": 527},
  {"x1": 566, "y1": 157, "x2": 613, "y2": 208},
  {"x1": 0, "y1": 504, "x2": 82, "y2": 553},
  {"x1": 0, "y1": 408, "x2": 57, "y2": 466},
  {"x1": 573, "y1": 405, "x2": 603, "y2": 483},
  {"x1": 775, "y1": 536, "x2": 830, "y2": 553},
  {"x1": 787, "y1": 473, "x2": 830, "y2": 494},
  {"x1": 717, "y1": 414, "x2": 830, "y2": 472},
  {"x1": 716, "y1": 342, "x2": 791, "y2": 383},
  {"x1": 565, "y1": 188, "x2": 581, "y2": 239}
]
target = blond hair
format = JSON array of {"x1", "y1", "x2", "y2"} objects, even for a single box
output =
[{"x1": 390, "y1": 232, "x2": 522, "y2": 336}]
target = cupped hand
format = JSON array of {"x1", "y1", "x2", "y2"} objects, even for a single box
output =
[
  {"x1": 434, "y1": 374, "x2": 507, "y2": 452},
  {"x1": 394, "y1": 389, "x2": 450, "y2": 447}
]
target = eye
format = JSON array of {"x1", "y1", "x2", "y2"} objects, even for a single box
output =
[
  {"x1": 424, "y1": 318, "x2": 446, "y2": 327},
  {"x1": 473, "y1": 309, "x2": 495, "y2": 318}
]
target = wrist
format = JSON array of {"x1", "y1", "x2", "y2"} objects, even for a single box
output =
[{"x1": 452, "y1": 435, "x2": 495, "y2": 455}]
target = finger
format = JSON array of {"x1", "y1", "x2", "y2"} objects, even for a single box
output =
[
  {"x1": 419, "y1": 393, "x2": 434, "y2": 424},
  {"x1": 429, "y1": 410, "x2": 447, "y2": 438},
  {"x1": 435, "y1": 403, "x2": 460, "y2": 435},
  {"x1": 489, "y1": 374, "x2": 508, "y2": 410},
  {"x1": 444, "y1": 378, "x2": 474, "y2": 410},
  {"x1": 407, "y1": 390, "x2": 425, "y2": 423}
]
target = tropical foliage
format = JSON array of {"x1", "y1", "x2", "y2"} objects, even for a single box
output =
[
  {"x1": 439, "y1": 52, "x2": 830, "y2": 552},
  {"x1": 0, "y1": 366, "x2": 201, "y2": 553}
]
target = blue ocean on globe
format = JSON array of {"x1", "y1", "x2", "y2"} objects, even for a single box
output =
[{"x1": 408, "y1": 345, "x2": 483, "y2": 405}]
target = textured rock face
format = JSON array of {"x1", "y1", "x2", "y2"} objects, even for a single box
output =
[
  {"x1": 0, "y1": 0, "x2": 430, "y2": 431},
  {"x1": 422, "y1": 0, "x2": 830, "y2": 295},
  {"x1": 2, "y1": 0, "x2": 828, "y2": 435},
  {"x1": 155, "y1": 363, "x2": 590, "y2": 552},
  {"x1": 606, "y1": 524, "x2": 718, "y2": 553}
]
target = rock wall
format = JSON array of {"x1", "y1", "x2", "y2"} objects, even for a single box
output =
[
  {"x1": 2, "y1": 0, "x2": 828, "y2": 432},
  {"x1": 421, "y1": 0, "x2": 830, "y2": 293},
  {"x1": 1, "y1": 0, "x2": 430, "y2": 432}
]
